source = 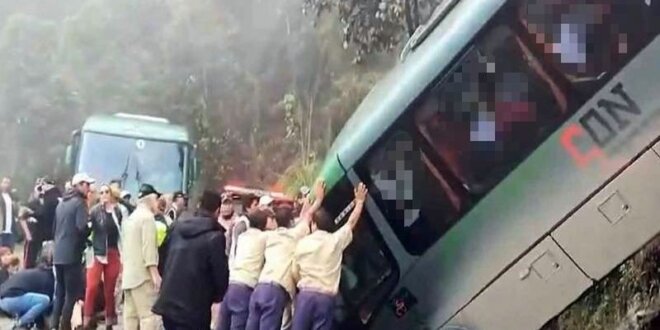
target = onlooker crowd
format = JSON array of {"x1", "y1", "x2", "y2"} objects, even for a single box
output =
[{"x1": 0, "y1": 172, "x2": 367, "y2": 330}]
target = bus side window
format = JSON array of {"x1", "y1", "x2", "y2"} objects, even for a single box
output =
[
  {"x1": 414, "y1": 25, "x2": 566, "y2": 197},
  {"x1": 518, "y1": 0, "x2": 658, "y2": 94},
  {"x1": 359, "y1": 130, "x2": 461, "y2": 255}
]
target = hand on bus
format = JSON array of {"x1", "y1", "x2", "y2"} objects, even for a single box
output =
[
  {"x1": 313, "y1": 179, "x2": 326, "y2": 201},
  {"x1": 354, "y1": 183, "x2": 368, "y2": 203}
]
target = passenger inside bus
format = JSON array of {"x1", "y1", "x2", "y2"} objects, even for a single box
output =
[
  {"x1": 414, "y1": 25, "x2": 567, "y2": 197},
  {"x1": 518, "y1": 0, "x2": 656, "y2": 93},
  {"x1": 365, "y1": 131, "x2": 459, "y2": 253}
]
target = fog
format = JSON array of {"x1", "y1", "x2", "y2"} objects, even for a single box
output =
[{"x1": 0, "y1": 0, "x2": 393, "y2": 195}]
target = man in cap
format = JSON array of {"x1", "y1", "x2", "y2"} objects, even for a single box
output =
[
  {"x1": 258, "y1": 195, "x2": 274, "y2": 210},
  {"x1": 220, "y1": 194, "x2": 241, "y2": 259},
  {"x1": 51, "y1": 173, "x2": 95, "y2": 330},
  {"x1": 121, "y1": 183, "x2": 162, "y2": 330},
  {"x1": 154, "y1": 190, "x2": 229, "y2": 329}
]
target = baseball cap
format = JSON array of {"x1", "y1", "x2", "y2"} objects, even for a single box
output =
[
  {"x1": 137, "y1": 184, "x2": 161, "y2": 199},
  {"x1": 120, "y1": 190, "x2": 131, "y2": 199},
  {"x1": 71, "y1": 173, "x2": 96, "y2": 186},
  {"x1": 259, "y1": 195, "x2": 274, "y2": 207}
]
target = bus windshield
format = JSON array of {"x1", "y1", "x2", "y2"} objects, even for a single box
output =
[{"x1": 77, "y1": 132, "x2": 187, "y2": 194}]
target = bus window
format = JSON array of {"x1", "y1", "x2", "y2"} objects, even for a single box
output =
[
  {"x1": 518, "y1": 0, "x2": 658, "y2": 94},
  {"x1": 322, "y1": 177, "x2": 398, "y2": 326},
  {"x1": 414, "y1": 25, "x2": 566, "y2": 197},
  {"x1": 359, "y1": 130, "x2": 461, "y2": 254}
]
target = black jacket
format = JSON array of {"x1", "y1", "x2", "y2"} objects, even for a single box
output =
[
  {"x1": 152, "y1": 211, "x2": 229, "y2": 327},
  {"x1": 53, "y1": 190, "x2": 89, "y2": 265},
  {"x1": 27, "y1": 187, "x2": 61, "y2": 242},
  {"x1": 119, "y1": 199, "x2": 135, "y2": 214},
  {"x1": 89, "y1": 204, "x2": 123, "y2": 257},
  {"x1": 0, "y1": 266, "x2": 55, "y2": 299}
]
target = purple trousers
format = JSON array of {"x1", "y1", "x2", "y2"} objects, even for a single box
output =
[
  {"x1": 246, "y1": 282, "x2": 289, "y2": 330},
  {"x1": 218, "y1": 283, "x2": 254, "y2": 330},
  {"x1": 291, "y1": 291, "x2": 335, "y2": 330}
]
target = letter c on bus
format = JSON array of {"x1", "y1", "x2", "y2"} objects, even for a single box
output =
[{"x1": 560, "y1": 123, "x2": 604, "y2": 168}]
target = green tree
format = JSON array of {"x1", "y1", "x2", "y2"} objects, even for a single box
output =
[{"x1": 303, "y1": 0, "x2": 444, "y2": 61}]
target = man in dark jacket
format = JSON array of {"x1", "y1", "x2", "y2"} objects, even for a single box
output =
[
  {"x1": 51, "y1": 173, "x2": 94, "y2": 330},
  {"x1": 21, "y1": 179, "x2": 61, "y2": 269},
  {"x1": 154, "y1": 190, "x2": 229, "y2": 330}
]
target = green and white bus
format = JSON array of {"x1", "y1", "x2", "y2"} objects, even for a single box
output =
[
  {"x1": 316, "y1": 0, "x2": 659, "y2": 329},
  {"x1": 65, "y1": 113, "x2": 199, "y2": 196}
]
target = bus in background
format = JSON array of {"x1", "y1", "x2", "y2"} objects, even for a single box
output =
[
  {"x1": 316, "y1": 0, "x2": 659, "y2": 329},
  {"x1": 64, "y1": 113, "x2": 199, "y2": 196}
]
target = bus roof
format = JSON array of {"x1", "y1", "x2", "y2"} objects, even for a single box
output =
[
  {"x1": 82, "y1": 113, "x2": 191, "y2": 143},
  {"x1": 319, "y1": 0, "x2": 506, "y2": 186}
]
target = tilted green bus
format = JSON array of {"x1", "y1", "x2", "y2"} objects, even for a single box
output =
[
  {"x1": 65, "y1": 113, "x2": 199, "y2": 195},
  {"x1": 317, "y1": 0, "x2": 659, "y2": 329}
]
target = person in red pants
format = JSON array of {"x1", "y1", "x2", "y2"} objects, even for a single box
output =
[{"x1": 83, "y1": 184, "x2": 124, "y2": 330}]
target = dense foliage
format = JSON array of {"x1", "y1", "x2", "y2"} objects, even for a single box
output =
[
  {"x1": 0, "y1": 0, "x2": 390, "y2": 195},
  {"x1": 303, "y1": 0, "x2": 444, "y2": 62}
]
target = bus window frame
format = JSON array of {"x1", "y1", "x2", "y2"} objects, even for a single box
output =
[
  {"x1": 353, "y1": 121, "x2": 468, "y2": 255},
  {"x1": 354, "y1": 0, "x2": 659, "y2": 256},
  {"x1": 323, "y1": 176, "x2": 401, "y2": 327},
  {"x1": 351, "y1": 1, "x2": 591, "y2": 255}
]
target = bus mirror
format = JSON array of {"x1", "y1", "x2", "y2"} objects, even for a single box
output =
[
  {"x1": 65, "y1": 145, "x2": 73, "y2": 166},
  {"x1": 193, "y1": 157, "x2": 200, "y2": 180}
]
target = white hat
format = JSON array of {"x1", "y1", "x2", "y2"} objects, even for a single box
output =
[
  {"x1": 71, "y1": 173, "x2": 96, "y2": 186},
  {"x1": 259, "y1": 195, "x2": 274, "y2": 207}
]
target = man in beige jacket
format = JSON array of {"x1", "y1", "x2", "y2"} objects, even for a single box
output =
[{"x1": 121, "y1": 184, "x2": 162, "y2": 330}]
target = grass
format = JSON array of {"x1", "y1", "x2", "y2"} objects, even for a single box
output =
[{"x1": 542, "y1": 236, "x2": 660, "y2": 330}]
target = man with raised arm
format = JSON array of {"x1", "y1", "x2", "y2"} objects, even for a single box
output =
[
  {"x1": 246, "y1": 180, "x2": 325, "y2": 330},
  {"x1": 291, "y1": 182, "x2": 368, "y2": 330}
]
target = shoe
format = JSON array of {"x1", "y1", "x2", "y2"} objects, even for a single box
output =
[{"x1": 12, "y1": 325, "x2": 30, "y2": 330}]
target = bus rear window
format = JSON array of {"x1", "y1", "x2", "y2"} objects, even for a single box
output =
[{"x1": 414, "y1": 25, "x2": 566, "y2": 197}]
